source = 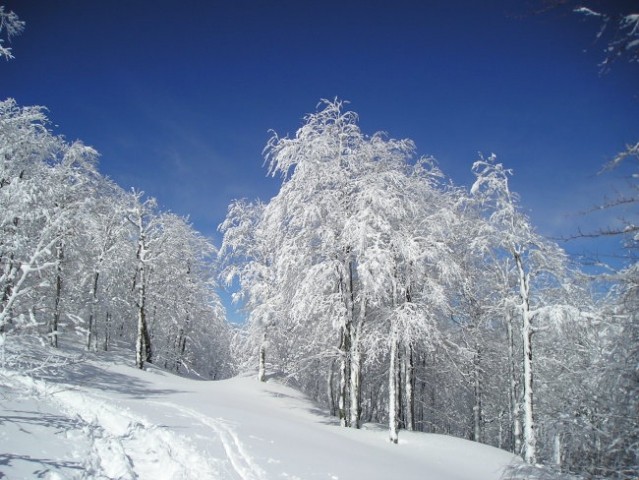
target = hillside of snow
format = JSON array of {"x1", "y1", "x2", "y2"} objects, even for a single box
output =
[{"x1": 0, "y1": 338, "x2": 523, "y2": 480}]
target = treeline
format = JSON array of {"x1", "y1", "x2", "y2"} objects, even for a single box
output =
[
  {"x1": 0, "y1": 98, "x2": 231, "y2": 378},
  {"x1": 219, "y1": 100, "x2": 638, "y2": 478}
]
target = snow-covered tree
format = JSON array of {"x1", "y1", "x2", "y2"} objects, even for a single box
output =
[
  {"x1": 219, "y1": 199, "x2": 279, "y2": 381},
  {"x1": 126, "y1": 191, "x2": 160, "y2": 369},
  {"x1": 148, "y1": 212, "x2": 227, "y2": 375},
  {"x1": 471, "y1": 154, "x2": 568, "y2": 464},
  {"x1": 1, "y1": 95, "x2": 232, "y2": 378},
  {"x1": 0, "y1": 100, "x2": 97, "y2": 346},
  {"x1": 224, "y1": 100, "x2": 470, "y2": 444},
  {"x1": 80, "y1": 180, "x2": 131, "y2": 351},
  {"x1": 46, "y1": 141, "x2": 101, "y2": 347},
  {"x1": 260, "y1": 99, "x2": 377, "y2": 427}
]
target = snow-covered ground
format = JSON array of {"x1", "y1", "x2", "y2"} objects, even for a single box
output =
[{"x1": 1, "y1": 338, "x2": 522, "y2": 480}]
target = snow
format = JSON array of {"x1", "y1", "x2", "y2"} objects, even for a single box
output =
[
  {"x1": 1, "y1": 338, "x2": 521, "y2": 479},
  {"x1": 573, "y1": 7, "x2": 602, "y2": 18}
]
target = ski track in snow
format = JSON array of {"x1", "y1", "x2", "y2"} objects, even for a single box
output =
[
  {"x1": 149, "y1": 401, "x2": 267, "y2": 480},
  {"x1": 3, "y1": 373, "x2": 223, "y2": 480}
]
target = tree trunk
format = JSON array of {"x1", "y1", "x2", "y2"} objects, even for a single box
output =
[
  {"x1": 336, "y1": 256, "x2": 355, "y2": 427},
  {"x1": 472, "y1": 343, "x2": 483, "y2": 443},
  {"x1": 87, "y1": 268, "x2": 100, "y2": 351},
  {"x1": 258, "y1": 329, "x2": 267, "y2": 382},
  {"x1": 338, "y1": 320, "x2": 351, "y2": 427},
  {"x1": 498, "y1": 410, "x2": 504, "y2": 449},
  {"x1": 135, "y1": 289, "x2": 151, "y2": 369},
  {"x1": 522, "y1": 309, "x2": 536, "y2": 464},
  {"x1": 515, "y1": 252, "x2": 536, "y2": 464},
  {"x1": 103, "y1": 311, "x2": 110, "y2": 351},
  {"x1": 349, "y1": 342, "x2": 362, "y2": 428},
  {"x1": 419, "y1": 353, "x2": 426, "y2": 432},
  {"x1": 404, "y1": 342, "x2": 415, "y2": 431},
  {"x1": 349, "y1": 299, "x2": 365, "y2": 429},
  {"x1": 554, "y1": 433, "x2": 562, "y2": 470},
  {"x1": 135, "y1": 249, "x2": 151, "y2": 368},
  {"x1": 50, "y1": 240, "x2": 64, "y2": 348},
  {"x1": 507, "y1": 309, "x2": 522, "y2": 454},
  {"x1": 327, "y1": 359, "x2": 336, "y2": 416},
  {"x1": 174, "y1": 325, "x2": 188, "y2": 374},
  {"x1": 388, "y1": 326, "x2": 400, "y2": 444}
]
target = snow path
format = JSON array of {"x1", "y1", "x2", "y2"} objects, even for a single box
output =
[
  {"x1": 2, "y1": 372, "x2": 223, "y2": 479},
  {"x1": 149, "y1": 401, "x2": 266, "y2": 480}
]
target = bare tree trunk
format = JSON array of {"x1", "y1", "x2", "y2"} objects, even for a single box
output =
[
  {"x1": 507, "y1": 309, "x2": 522, "y2": 454},
  {"x1": 349, "y1": 299, "x2": 365, "y2": 429},
  {"x1": 135, "y1": 283, "x2": 151, "y2": 369},
  {"x1": 338, "y1": 321, "x2": 351, "y2": 427},
  {"x1": 472, "y1": 343, "x2": 483, "y2": 443},
  {"x1": 103, "y1": 311, "x2": 110, "y2": 351},
  {"x1": 498, "y1": 410, "x2": 504, "y2": 449},
  {"x1": 337, "y1": 257, "x2": 354, "y2": 427},
  {"x1": 419, "y1": 353, "x2": 426, "y2": 432},
  {"x1": 515, "y1": 252, "x2": 536, "y2": 464},
  {"x1": 388, "y1": 326, "x2": 400, "y2": 444},
  {"x1": 174, "y1": 325, "x2": 188, "y2": 374},
  {"x1": 327, "y1": 359, "x2": 336, "y2": 416},
  {"x1": 258, "y1": 328, "x2": 267, "y2": 382},
  {"x1": 87, "y1": 267, "x2": 100, "y2": 351},
  {"x1": 50, "y1": 240, "x2": 63, "y2": 348},
  {"x1": 522, "y1": 309, "x2": 536, "y2": 463},
  {"x1": 349, "y1": 341, "x2": 361, "y2": 428},
  {"x1": 389, "y1": 273, "x2": 401, "y2": 442},
  {"x1": 554, "y1": 433, "x2": 562, "y2": 470},
  {"x1": 135, "y1": 242, "x2": 151, "y2": 369},
  {"x1": 404, "y1": 342, "x2": 415, "y2": 431}
]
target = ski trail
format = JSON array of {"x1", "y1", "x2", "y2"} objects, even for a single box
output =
[
  {"x1": 149, "y1": 400, "x2": 267, "y2": 480},
  {"x1": 5, "y1": 373, "x2": 223, "y2": 479}
]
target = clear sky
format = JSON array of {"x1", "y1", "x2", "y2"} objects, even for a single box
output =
[{"x1": 3, "y1": 0, "x2": 638, "y2": 264}]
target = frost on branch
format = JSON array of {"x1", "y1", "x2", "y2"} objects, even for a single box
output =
[
  {"x1": 0, "y1": 6, "x2": 24, "y2": 61},
  {"x1": 572, "y1": 2, "x2": 639, "y2": 71}
]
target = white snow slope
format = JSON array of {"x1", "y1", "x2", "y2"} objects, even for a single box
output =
[{"x1": 1, "y1": 339, "x2": 522, "y2": 480}]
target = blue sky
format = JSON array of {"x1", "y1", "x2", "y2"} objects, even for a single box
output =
[{"x1": 3, "y1": 0, "x2": 638, "y2": 264}]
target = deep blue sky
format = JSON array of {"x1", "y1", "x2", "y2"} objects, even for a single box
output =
[{"x1": 3, "y1": 0, "x2": 638, "y2": 262}]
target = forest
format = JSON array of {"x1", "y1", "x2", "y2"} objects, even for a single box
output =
[
  {"x1": 2, "y1": 94, "x2": 637, "y2": 479},
  {"x1": 1, "y1": 4, "x2": 638, "y2": 480}
]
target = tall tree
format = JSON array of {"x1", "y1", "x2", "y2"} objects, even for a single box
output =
[
  {"x1": 46, "y1": 141, "x2": 101, "y2": 347},
  {"x1": 219, "y1": 199, "x2": 279, "y2": 382},
  {"x1": 471, "y1": 154, "x2": 567, "y2": 464},
  {"x1": 126, "y1": 191, "x2": 158, "y2": 369},
  {"x1": 262, "y1": 99, "x2": 376, "y2": 427},
  {"x1": 81, "y1": 181, "x2": 130, "y2": 351}
]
